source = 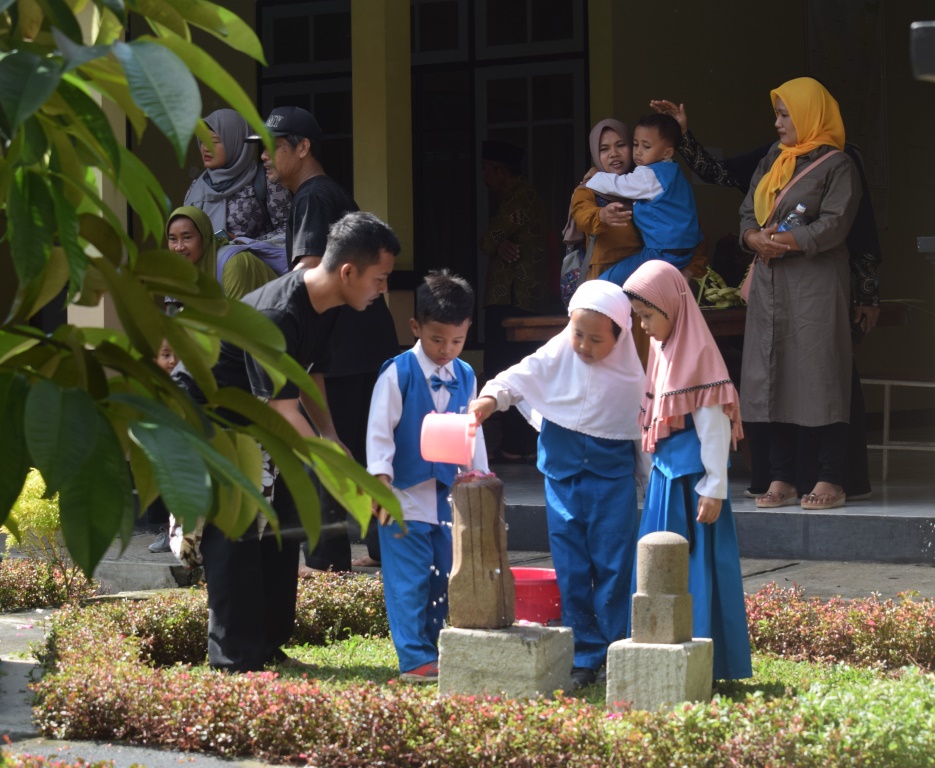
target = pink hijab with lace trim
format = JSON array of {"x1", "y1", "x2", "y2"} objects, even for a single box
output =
[{"x1": 622, "y1": 260, "x2": 743, "y2": 452}]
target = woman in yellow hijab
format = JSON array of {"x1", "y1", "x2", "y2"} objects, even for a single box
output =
[{"x1": 738, "y1": 77, "x2": 861, "y2": 513}]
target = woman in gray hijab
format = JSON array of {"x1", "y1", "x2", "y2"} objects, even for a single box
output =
[{"x1": 184, "y1": 109, "x2": 291, "y2": 241}]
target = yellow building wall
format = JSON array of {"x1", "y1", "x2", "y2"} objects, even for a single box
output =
[{"x1": 589, "y1": 0, "x2": 935, "y2": 416}]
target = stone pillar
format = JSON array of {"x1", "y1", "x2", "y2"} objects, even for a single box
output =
[
  {"x1": 447, "y1": 475, "x2": 515, "y2": 629},
  {"x1": 606, "y1": 532, "x2": 713, "y2": 711}
]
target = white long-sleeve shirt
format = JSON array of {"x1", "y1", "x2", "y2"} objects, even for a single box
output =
[
  {"x1": 366, "y1": 342, "x2": 488, "y2": 524},
  {"x1": 694, "y1": 405, "x2": 731, "y2": 499},
  {"x1": 585, "y1": 164, "x2": 664, "y2": 201}
]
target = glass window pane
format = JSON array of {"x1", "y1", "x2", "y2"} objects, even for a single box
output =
[
  {"x1": 418, "y1": 70, "x2": 472, "y2": 126},
  {"x1": 530, "y1": 123, "x2": 575, "y2": 239},
  {"x1": 487, "y1": 78, "x2": 527, "y2": 124},
  {"x1": 419, "y1": 1, "x2": 460, "y2": 52},
  {"x1": 531, "y1": 0, "x2": 574, "y2": 42},
  {"x1": 271, "y1": 16, "x2": 310, "y2": 65},
  {"x1": 315, "y1": 91, "x2": 352, "y2": 134},
  {"x1": 313, "y1": 12, "x2": 351, "y2": 62},
  {"x1": 531, "y1": 73, "x2": 573, "y2": 121},
  {"x1": 486, "y1": 0, "x2": 527, "y2": 46}
]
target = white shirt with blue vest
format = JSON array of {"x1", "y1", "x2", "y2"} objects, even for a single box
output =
[{"x1": 367, "y1": 342, "x2": 489, "y2": 525}]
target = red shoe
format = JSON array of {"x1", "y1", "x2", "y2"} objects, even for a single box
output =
[{"x1": 399, "y1": 661, "x2": 439, "y2": 683}]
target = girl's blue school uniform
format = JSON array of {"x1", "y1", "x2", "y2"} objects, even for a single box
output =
[
  {"x1": 377, "y1": 350, "x2": 474, "y2": 673},
  {"x1": 539, "y1": 420, "x2": 640, "y2": 671},
  {"x1": 641, "y1": 416, "x2": 752, "y2": 680}
]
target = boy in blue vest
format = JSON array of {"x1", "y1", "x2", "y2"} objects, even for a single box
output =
[
  {"x1": 585, "y1": 113, "x2": 703, "y2": 286},
  {"x1": 366, "y1": 270, "x2": 488, "y2": 682}
]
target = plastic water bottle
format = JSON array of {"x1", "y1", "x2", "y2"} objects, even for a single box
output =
[{"x1": 777, "y1": 204, "x2": 807, "y2": 232}]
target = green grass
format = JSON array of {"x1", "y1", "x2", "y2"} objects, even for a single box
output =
[{"x1": 283, "y1": 635, "x2": 400, "y2": 687}]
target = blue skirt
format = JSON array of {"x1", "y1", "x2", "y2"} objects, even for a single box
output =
[{"x1": 641, "y1": 425, "x2": 752, "y2": 680}]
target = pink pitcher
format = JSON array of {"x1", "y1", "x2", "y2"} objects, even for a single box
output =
[{"x1": 420, "y1": 412, "x2": 476, "y2": 465}]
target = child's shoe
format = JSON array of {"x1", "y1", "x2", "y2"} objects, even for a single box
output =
[
  {"x1": 399, "y1": 661, "x2": 439, "y2": 683},
  {"x1": 570, "y1": 666, "x2": 598, "y2": 691}
]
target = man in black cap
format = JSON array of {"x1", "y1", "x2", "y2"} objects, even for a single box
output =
[
  {"x1": 479, "y1": 139, "x2": 551, "y2": 463},
  {"x1": 250, "y1": 106, "x2": 397, "y2": 572}
]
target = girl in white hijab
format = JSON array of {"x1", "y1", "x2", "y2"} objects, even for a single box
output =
[{"x1": 470, "y1": 280, "x2": 646, "y2": 691}]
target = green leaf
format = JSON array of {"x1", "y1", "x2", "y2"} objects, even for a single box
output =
[
  {"x1": 0, "y1": 372, "x2": 32, "y2": 527},
  {"x1": 92, "y1": 0, "x2": 125, "y2": 24},
  {"x1": 210, "y1": 387, "x2": 307, "y2": 453},
  {"x1": 48, "y1": 182, "x2": 88, "y2": 301},
  {"x1": 72, "y1": 62, "x2": 147, "y2": 139},
  {"x1": 249, "y1": 425, "x2": 318, "y2": 544},
  {"x1": 94, "y1": 258, "x2": 168, "y2": 359},
  {"x1": 24, "y1": 379, "x2": 100, "y2": 495},
  {"x1": 7, "y1": 245, "x2": 71, "y2": 324},
  {"x1": 195, "y1": 429, "x2": 271, "y2": 538},
  {"x1": 112, "y1": 39, "x2": 200, "y2": 162},
  {"x1": 115, "y1": 145, "x2": 167, "y2": 240},
  {"x1": 57, "y1": 77, "x2": 121, "y2": 175},
  {"x1": 78, "y1": 213, "x2": 125, "y2": 265},
  {"x1": 128, "y1": 440, "x2": 158, "y2": 516},
  {"x1": 145, "y1": 34, "x2": 267, "y2": 144},
  {"x1": 35, "y1": 0, "x2": 84, "y2": 43},
  {"x1": 129, "y1": 420, "x2": 213, "y2": 524},
  {"x1": 8, "y1": 169, "x2": 55, "y2": 285},
  {"x1": 200, "y1": 1, "x2": 267, "y2": 64},
  {"x1": 58, "y1": 410, "x2": 134, "y2": 576},
  {"x1": 134, "y1": 0, "x2": 189, "y2": 38},
  {"x1": 0, "y1": 330, "x2": 40, "y2": 365},
  {"x1": 179, "y1": 299, "x2": 286, "y2": 355},
  {"x1": 52, "y1": 28, "x2": 112, "y2": 73},
  {"x1": 0, "y1": 51, "x2": 62, "y2": 136}
]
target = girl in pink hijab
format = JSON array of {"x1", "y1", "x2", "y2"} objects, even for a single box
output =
[{"x1": 623, "y1": 260, "x2": 751, "y2": 681}]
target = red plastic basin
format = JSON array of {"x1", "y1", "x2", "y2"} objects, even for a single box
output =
[{"x1": 511, "y1": 567, "x2": 562, "y2": 623}]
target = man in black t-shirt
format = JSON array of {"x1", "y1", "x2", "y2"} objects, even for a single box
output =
[
  {"x1": 250, "y1": 106, "x2": 399, "y2": 572},
  {"x1": 174, "y1": 211, "x2": 400, "y2": 672}
]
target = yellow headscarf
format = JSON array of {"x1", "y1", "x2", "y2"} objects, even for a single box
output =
[{"x1": 752, "y1": 77, "x2": 845, "y2": 225}]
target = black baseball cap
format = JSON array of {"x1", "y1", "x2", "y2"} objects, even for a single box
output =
[{"x1": 245, "y1": 106, "x2": 323, "y2": 142}]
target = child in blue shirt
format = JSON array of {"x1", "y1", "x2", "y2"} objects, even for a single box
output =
[
  {"x1": 367, "y1": 270, "x2": 488, "y2": 683},
  {"x1": 470, "y1": 280, "x2": 646, "y2": 691},
  {"x1": 586, "y1": 113, "x2": 703, "y2": 286}
]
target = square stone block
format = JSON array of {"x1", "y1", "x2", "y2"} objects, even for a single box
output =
[
  {"x1": 438, "y1": 624, "x2": 573, "y2": 699},
  {"x1": 606, "y1": 638, "x2": 713, "y2": 712}
]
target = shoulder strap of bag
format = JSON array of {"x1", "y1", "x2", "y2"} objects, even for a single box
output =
[
  {"x1": 579, "y1": 235, "x2": 597, "y2": 279},
  {"x1": 768, "y1": 149, "x2": 841, "y2": 225},
  {"x1": 743, "y1": 149, "x2": 842, "y2": 304}
]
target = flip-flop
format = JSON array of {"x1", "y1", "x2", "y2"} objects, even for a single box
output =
[
  {"x1": 755, "y1": 490, "x2": 800, "y2": 509},
  {"x1": 801, "y1": 492, "x2": 846, "y2": 511}
]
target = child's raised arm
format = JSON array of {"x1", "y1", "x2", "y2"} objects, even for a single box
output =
[
  {"x1": 468, "y1": 396, "x2": 497, "y2": 425},
  {"x1": 585, "y1": 165, "x2": 663, "y2": 202}
]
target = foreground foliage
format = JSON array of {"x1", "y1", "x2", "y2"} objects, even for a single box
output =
[
  {"x1": 0, "y1": 558, "x2": 94, "y2": 611},
  {"x1": 2, "y1": 470, "x2": 91, "y2": 599},
  {"x1": 0, "y1": 0, "x2": 398, "y2": 580},
  {"x1": 746, "y1": 583, "x2": 935, "y2": 670},
  {"x1": 37, "y1": 572, "x2": 388, "y2": 668},
  {"x1": 29, "y1": 584, "x2": 935, "y2": 767}
]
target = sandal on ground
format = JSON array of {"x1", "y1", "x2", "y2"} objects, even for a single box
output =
[
  {"x1": 351, "y1": 555, "x2": 381, "y2": 568},
  {"x1": 801, "y1": 491, "x2": 846, "y2": 511},
  {"x1": 755, "y1": 490, "x2": 799, "y2": 509}
]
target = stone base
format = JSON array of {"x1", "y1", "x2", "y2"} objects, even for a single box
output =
[
  {"x1": 438, "y1": 624, "x2": 573, "y2": 699},
  {"x1": 606, "y1": 638, "x2": 713, "y2": 711}
]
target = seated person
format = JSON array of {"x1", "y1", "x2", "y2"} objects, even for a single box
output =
[
  {"x1": 585, "y1": 114, "x2": 703, "y2": 286},
  {"x1": 167, "y1": 206, "x2": 280, "y2": 301}
]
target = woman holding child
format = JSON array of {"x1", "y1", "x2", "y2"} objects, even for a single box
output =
[
  {"x1": 738, "y1": 78, "x2": 860, "y2": 512},
  {"x1": 567, "y1": 119, "x2": 644, "y2": 281}
]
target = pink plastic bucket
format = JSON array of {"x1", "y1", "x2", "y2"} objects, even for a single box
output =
[
  {"x1": 420, "y1": 412, "x2": 476, "y2": 465},
  {"x1": 511, "y1": 567, "x2": 562, "y2": 623}
]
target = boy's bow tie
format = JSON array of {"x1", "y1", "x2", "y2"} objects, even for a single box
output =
[{"x1": 430, "y1": 374, "x2": 459, "y2": 392}]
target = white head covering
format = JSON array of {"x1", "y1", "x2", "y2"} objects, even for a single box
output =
[{"x1": 491, "y1": 280, "x2": 645, "y2": 440}]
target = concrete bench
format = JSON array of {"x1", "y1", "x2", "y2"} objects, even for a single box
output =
[{"x1": 861, "y1": 375, "x2": 935, "y2": 481}]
